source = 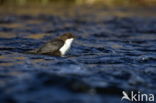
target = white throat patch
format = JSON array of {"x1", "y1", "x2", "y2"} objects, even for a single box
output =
[{"x1": 59, "y1": 38, "x2": 74, "y2": 56}]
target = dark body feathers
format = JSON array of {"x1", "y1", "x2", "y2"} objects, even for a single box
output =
[
  {"x1": 27, "y1": 33, "x2": 75, "y2": 56},
  {"x1": 28, "y1": 39, "x2": 64, "y2": 56}
]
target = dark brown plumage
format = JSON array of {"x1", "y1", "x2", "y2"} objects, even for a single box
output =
[{"x1": 27, "y1": 33, "x2": 75, "y2": 56}]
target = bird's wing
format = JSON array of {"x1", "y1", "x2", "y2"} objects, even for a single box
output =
[{"x1": 37, "y1": 39, "x2": 64, "y2": 54}]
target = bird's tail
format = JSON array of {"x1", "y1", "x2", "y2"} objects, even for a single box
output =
[{"x1": 25, "y1": 48, "x2": 39, "y2": 54}]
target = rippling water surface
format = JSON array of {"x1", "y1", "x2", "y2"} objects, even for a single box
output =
[{"x1": 0, "y1": 4, "x2": 156, "y2": 103}]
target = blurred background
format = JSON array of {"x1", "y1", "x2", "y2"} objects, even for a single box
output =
[
  {"x1": 0, "y1": 0, "x2": 156, "y2": 6},
  {"x1": 0, "y1": 0, "x2": 156, "y2": 103},
  {"x1": 0, "y1": 0, "x2": 156, "y2": 15},
  {"x1": 0, "y1": 0, "x2": 155, "y2": 19}
]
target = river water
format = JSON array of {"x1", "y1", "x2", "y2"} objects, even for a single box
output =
[{"x1": 0, "y1": 4, "x2": 156, "y2": 103}]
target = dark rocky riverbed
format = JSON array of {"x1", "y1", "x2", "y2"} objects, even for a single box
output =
[{"x1": 0, "y1": 5, "x2": 156, "y2": 103}]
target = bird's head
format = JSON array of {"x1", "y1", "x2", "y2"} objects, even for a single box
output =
[{"x1": 58, "y1": 33, "x2": 76, "y2": 41}]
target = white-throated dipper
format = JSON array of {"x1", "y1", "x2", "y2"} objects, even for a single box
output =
[{"x1": 27, "y1": 33, "x2": 76, "y2": 56}]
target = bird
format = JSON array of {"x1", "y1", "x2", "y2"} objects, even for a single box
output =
[{"x1": 27, "y1": 33, "x2": 76, "y2": 57}]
